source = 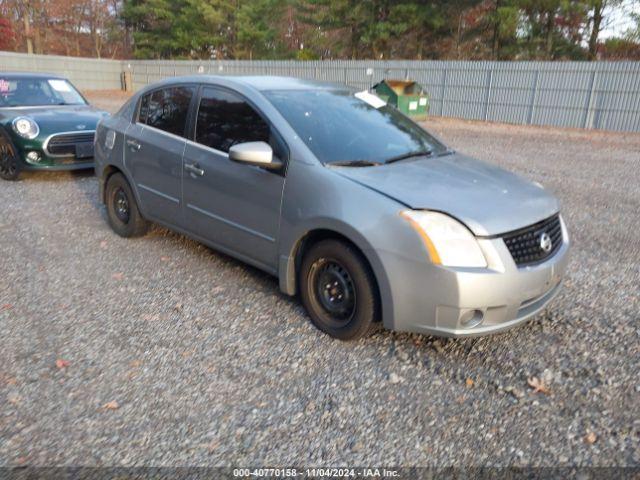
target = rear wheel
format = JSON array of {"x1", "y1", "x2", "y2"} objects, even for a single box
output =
[
  {"x1": 105, "y1": 173, "x2": 149, "y2": 238},
  {"x1": 300, "y1": 239, "x2": 379, "y2": 340},
  {"x1": 0, "y1": 135, "x2": 20, "y2": 181}
]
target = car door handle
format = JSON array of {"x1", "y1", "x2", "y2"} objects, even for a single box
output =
[
  {"x1": 185, "y1": 163, "x2": 205, "y2": 177},
  {"x1": 126, "y1": 139, "x2": 141, "y2": 151}
]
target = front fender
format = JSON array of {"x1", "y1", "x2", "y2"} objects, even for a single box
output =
[
  {"x1": 278, "y1": 218, "x2": 396, "y2": 329},
  {"x1": 277, "y1": 160, "x2": 420, "y2": 329}
]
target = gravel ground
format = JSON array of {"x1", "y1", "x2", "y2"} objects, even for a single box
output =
[{"x1": 1, "y1": 92, "x2": 639, "y2": 468}]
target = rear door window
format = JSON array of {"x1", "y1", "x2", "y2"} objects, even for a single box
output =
[{"x1": 138, "y1": 86, "x2": 194, "y2": 137}]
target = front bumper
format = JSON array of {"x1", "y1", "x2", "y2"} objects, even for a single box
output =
[
  {"x1": 382, "y1": 217, "x2": 570, "y2": 337},
  {"x1": 12, "y1": 131, "x2": 96, "y2": 172},
  {"x1": 17, "y1": 151, "x2": 94, "y2": 171},
  {"x1": 21, "y1": 160, "x2": 95, "y2": 171}
]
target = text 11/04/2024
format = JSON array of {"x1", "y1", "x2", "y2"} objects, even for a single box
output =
[{"x1": 233, "y1": 468, "x2": 400, "y2": 478}]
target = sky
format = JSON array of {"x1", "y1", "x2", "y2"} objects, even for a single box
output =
[{"x1": 600, "y1": 0, "x2": 638, "y2": 39}]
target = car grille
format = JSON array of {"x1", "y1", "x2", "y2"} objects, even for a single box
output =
[
  {"x1": 46, "y1": 132, "x2": 95, "y2": 156},
  {"x1": 502, "y1": 214, "x2": 562, "y2": 267}
]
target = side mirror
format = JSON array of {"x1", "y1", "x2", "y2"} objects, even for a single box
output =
[{"x1": 228, "y1": 141, "x2": 283, "y2": 170}]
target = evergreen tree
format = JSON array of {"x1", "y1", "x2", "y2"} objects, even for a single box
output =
[
  {"x1": 236, "y1": 0, "x2": 288, "y2": 59},
  {"x1": 296, "y1": 0, "x2": 377, "y2": 59},
  {"x1": 116, "y1": 0, "x2": 640, "y2": 60},
  {"x1": 122, "y1": 0, "x2": 184, "y2": 58}
]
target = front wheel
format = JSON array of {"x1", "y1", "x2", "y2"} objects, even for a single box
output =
[
  {"x1": 0, "y1": 136, "x2": 21, "y2": 181},
  {"x1": 105, "y1": 172, "x2": 149, "y2": 238},
  {"x1": 299, "y1": 239, "x2": 380, "y2": 340}
]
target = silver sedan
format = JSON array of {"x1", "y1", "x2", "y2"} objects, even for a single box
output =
[{"x1": 95, "y1": 76, "x2": 570, "y2": 340}]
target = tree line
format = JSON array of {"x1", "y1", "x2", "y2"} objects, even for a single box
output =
[{"x1": 1, "y1": 0, "x2": 639, "y2": 60}]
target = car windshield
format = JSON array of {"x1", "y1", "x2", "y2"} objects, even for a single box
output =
[
  {"x1": 264, "y1": 89, "x2": 447, "y2": 165},
  {"x1": 0, "y1": 77, "x2": 87, "y2": 107}
]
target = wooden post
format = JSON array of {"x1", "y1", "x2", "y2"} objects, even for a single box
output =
[{"x1": 121, "y1": 71, "x2": 132, "y2": 92}]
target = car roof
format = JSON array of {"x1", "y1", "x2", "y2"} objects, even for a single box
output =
[
  {"x1": 0, "y1": 72, "x2": 66, "y2": 80},
  {"x1": 232, "y1": 76, "x2": 348, "y2": 91},
  {"x1": 144, "y1": 75, "x2": 350, "y2": 93}
]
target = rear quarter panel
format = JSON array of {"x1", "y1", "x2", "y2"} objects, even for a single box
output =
[{"x1": 94, "y1": 110, "x2": 133, "y2": 202}]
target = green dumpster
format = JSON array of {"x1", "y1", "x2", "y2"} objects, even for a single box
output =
[{"x1": 373, "y1": 80, "x2": 429, "y2": 120}]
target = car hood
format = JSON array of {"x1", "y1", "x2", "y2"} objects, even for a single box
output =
[
  {"x1": 0, "y1": 105, "x2": 109, "y2": 133},
  {"x1": 330, "y1": 153, "x2": 559, "y2": 236}
]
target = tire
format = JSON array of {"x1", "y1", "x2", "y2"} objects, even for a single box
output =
[
  {"x1": 0, "y1": 134, "x2": 21, "y2": 181},
  {"x1": 105, "y1": 172, "x2": 149, "y2": 238},
  {"x1": 300, "y1": 239, "x2": 380, "y2": 340}
]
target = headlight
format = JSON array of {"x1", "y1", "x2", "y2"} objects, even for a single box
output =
[
  {"x1": 401, "y1": 210, "x2": 487, "y2": 268},
  {"x1": 12, "y1": 117, "x2": 40, "y2": 139}
]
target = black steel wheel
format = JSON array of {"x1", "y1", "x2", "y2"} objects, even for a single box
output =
[
  {"x1": 105, "y1": 172, "x2": 149, "y2": 238},
  {"x1": 300, "y1": 239, "x2": 379, "y2": 340},
  {"x1": 311, "y1": 258, "x2": 357, "y2": 327},
  {"x1": 113, "y1": 187, "x2": 131, "y2": 224},
  {"x1": 0, "y1": 136, "x2": 20, "y2": 181}
]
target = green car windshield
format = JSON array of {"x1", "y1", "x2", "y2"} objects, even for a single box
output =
[{"x1": 0, "y1": 77, "x2": 87, "y2": 107}]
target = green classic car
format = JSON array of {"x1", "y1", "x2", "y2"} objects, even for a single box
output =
[{"x1": 0, "y1": 72, "x2": 109, "y2": 181}]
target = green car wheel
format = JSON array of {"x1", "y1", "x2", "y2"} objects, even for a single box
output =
[{"x1": 0, "y1": 134, "x2": 20, "y2": 181}]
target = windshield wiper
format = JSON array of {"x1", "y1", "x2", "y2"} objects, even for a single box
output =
[
  {"x1": 384, "y1": 150, "x2": 433, "y2": 164},
  {"x1": 329, "y1": 159, "x2": 382, "y2": 167}
]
